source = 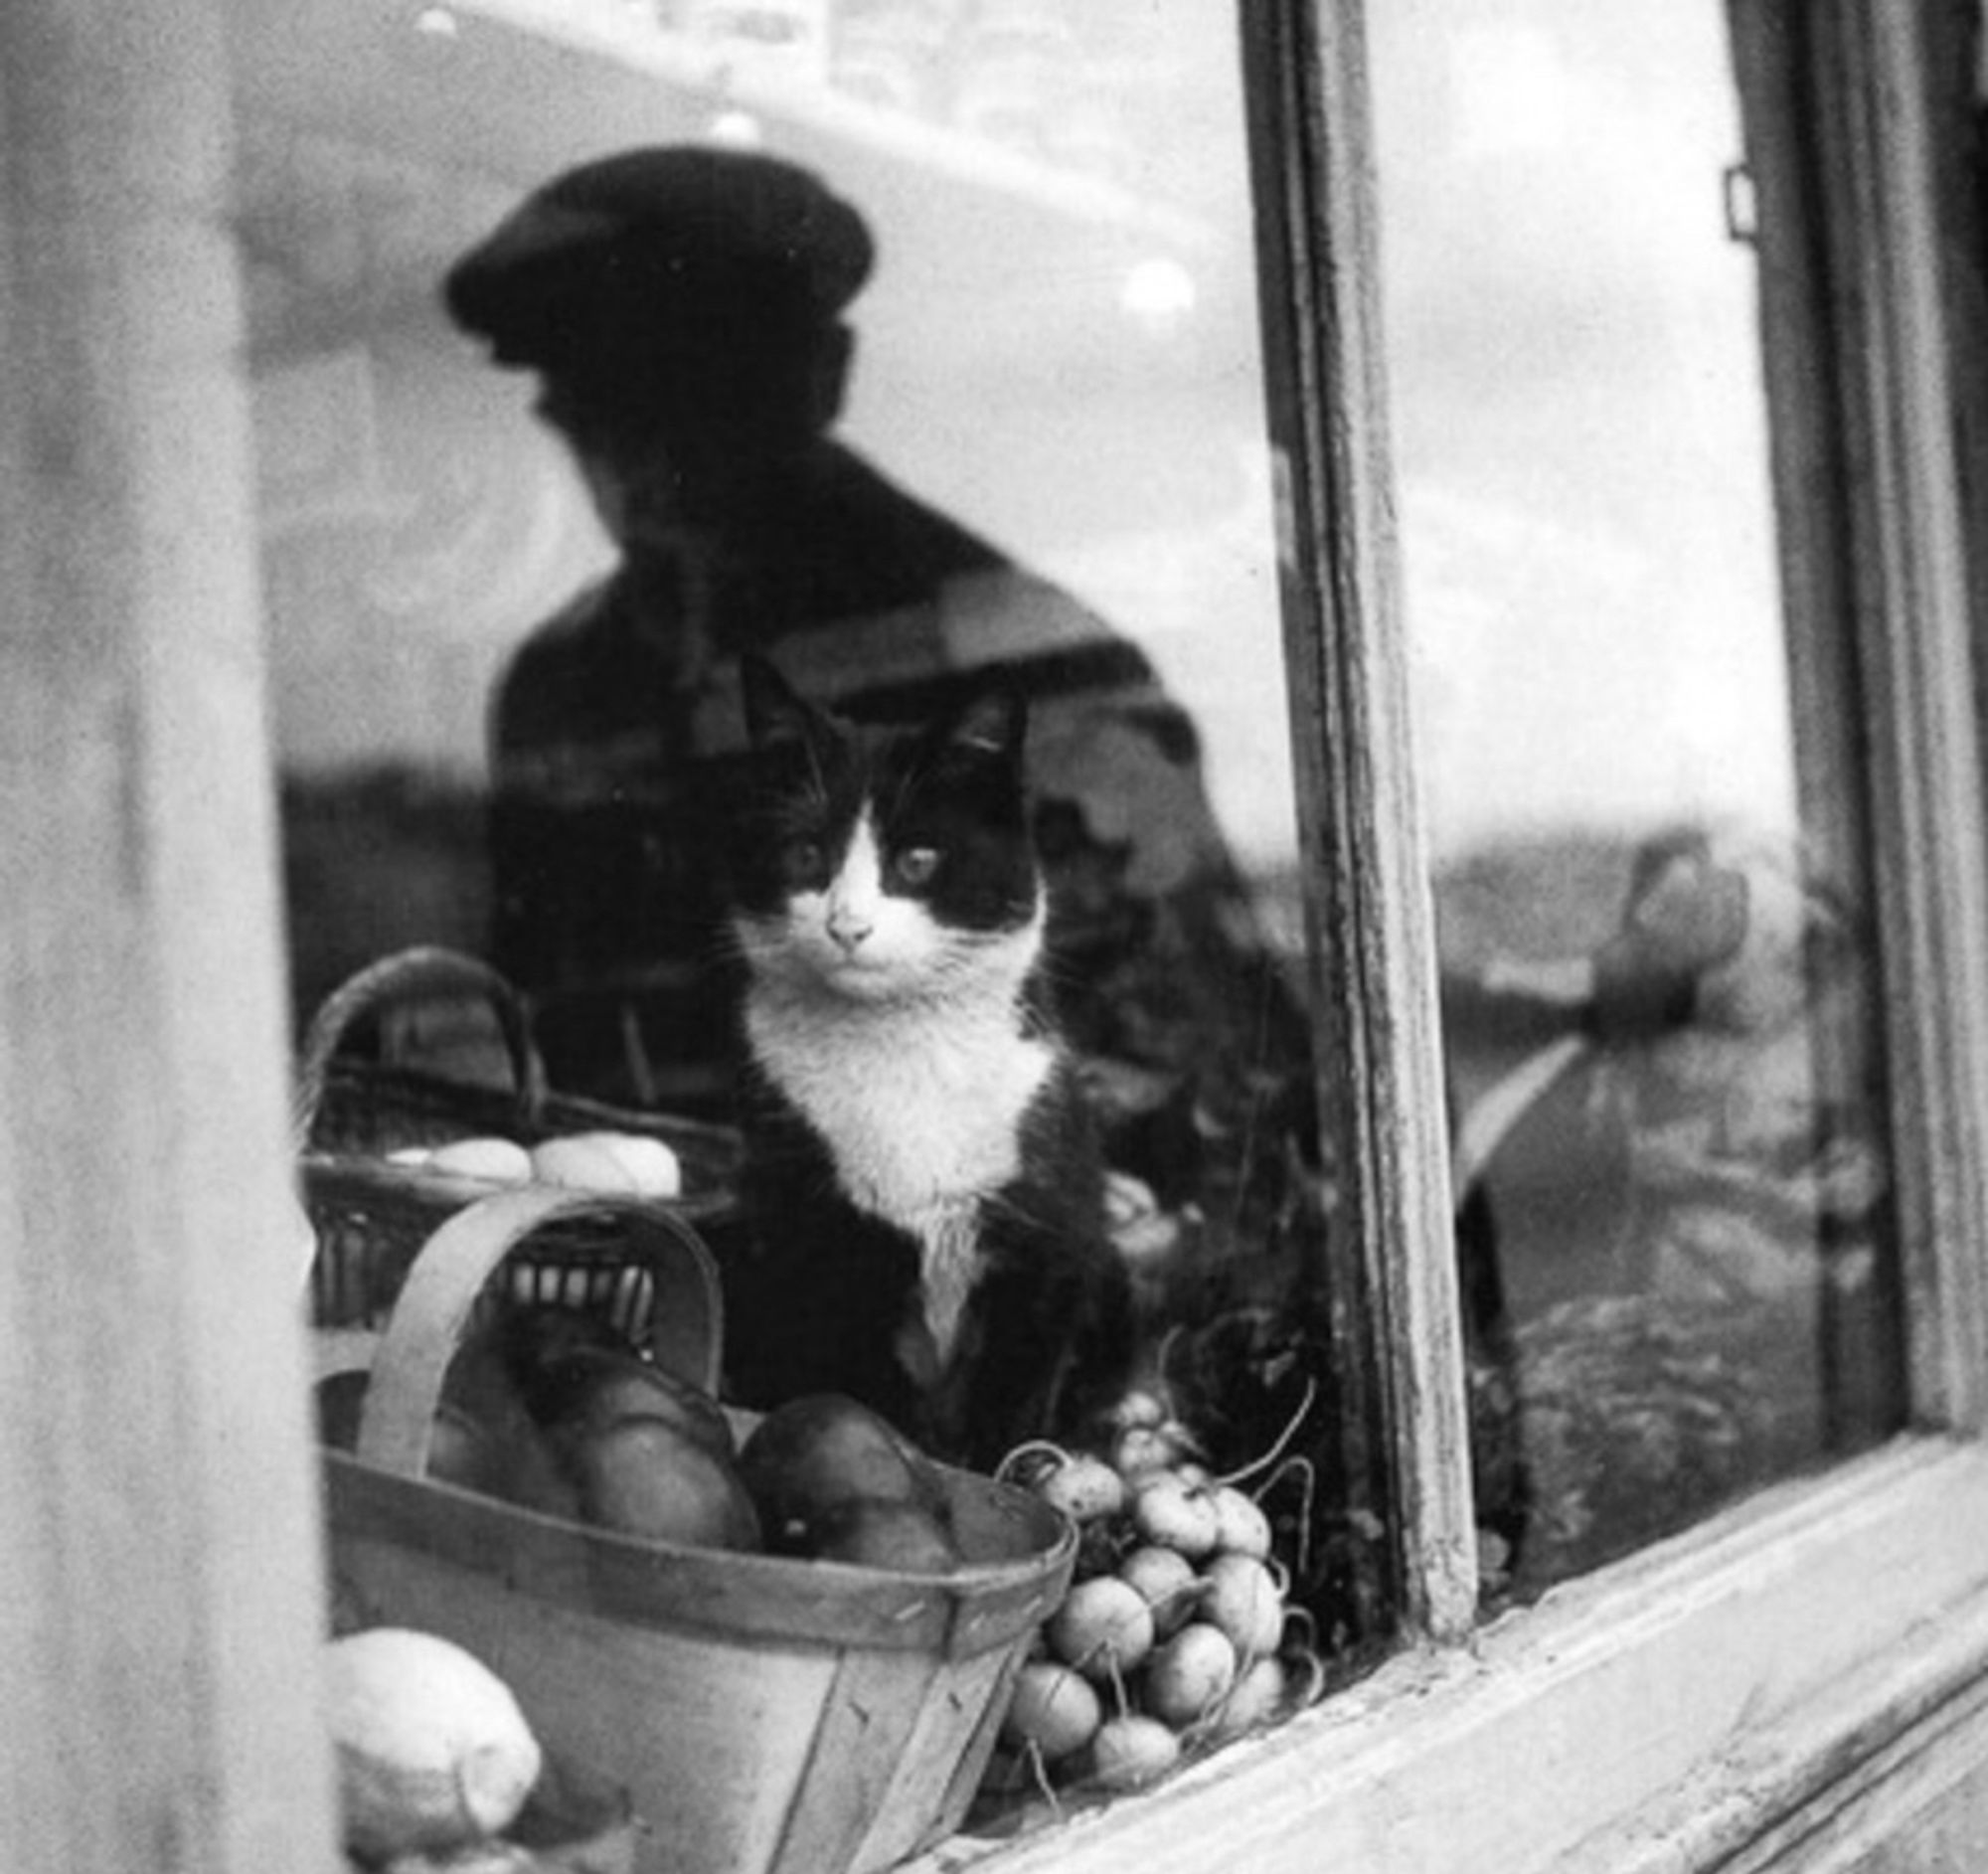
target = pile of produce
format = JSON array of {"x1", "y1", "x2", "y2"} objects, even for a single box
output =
[
  {"x1": 319, "y1": 1311, "x2": 756, "y2": 1549},
  {"x1": 322, "y1": 1321, "x2": 972, "y2": 1574},
  {"x1": 384, "y1": 1131, "x2": 683, "y2": 1198},
  {"x1": 986, "y1": 1390, "x2": 1325, "y2": 1799}
]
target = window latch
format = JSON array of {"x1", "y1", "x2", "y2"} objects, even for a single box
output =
[{"x1": 1723, "y1": 161, "x2": 1760, "y2": 246}]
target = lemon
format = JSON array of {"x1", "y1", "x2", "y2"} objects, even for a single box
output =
[{"x1": 325, "y1": 1627, "x2": 542, "y2": 1861}]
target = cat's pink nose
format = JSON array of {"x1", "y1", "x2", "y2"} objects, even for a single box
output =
[{"x1": 827, "y1": 907, "x2": 874, "y2": 952}]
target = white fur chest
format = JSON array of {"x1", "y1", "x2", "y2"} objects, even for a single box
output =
[
  {"x1": 747, "y1": 989, "x2": 1055, "y2": 1222},
  {"x1": 746, "y1": 987, "x2": 1056, "y2": 1358}
]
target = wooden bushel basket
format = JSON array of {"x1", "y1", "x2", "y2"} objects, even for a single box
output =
[{"x1": 322, "y1": 1186, "x2": 1076, "y2": 1874}]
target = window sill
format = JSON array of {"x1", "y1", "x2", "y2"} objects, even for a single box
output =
[{"x1": 911, "y1": 1436, "x2": 1988, "y2": 1874}]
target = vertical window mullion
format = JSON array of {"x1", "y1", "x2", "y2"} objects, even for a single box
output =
[
  {"x1": 1815, "y1": 1, "x2": 1988, "y2": 1435},
  {"x1": 1243, "y1": 0, "x2": 1478, "y2": 1644}
]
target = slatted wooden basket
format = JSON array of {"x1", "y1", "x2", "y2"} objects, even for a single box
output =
[{"x1": 319, "y1": 1185, "x2": 1077, "y2": 1874}]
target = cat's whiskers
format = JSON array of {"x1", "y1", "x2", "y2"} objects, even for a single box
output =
[{"x1": 719, "y1": 916, "x2": 797, "y2": 976}]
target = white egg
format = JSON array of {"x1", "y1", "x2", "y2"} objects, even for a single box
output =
[
  {"x1": 424, "y1": 1136, "x2": 533, "y2": 1184},
  {"x1": 529, "y1": 1134, "x2": 641, "y2": 1193},
  {"x1": 589, "y1": 1131, "x2": 684, "y2": 1199}
]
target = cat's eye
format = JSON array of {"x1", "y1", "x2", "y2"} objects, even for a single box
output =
[
  {"x1": 780, "y1": 838, "x2": 827, "y2": 886},
  {"x1": 892, "y1": 846, "x2": 941, "y2": 889}
]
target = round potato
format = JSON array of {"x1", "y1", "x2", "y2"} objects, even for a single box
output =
[
  {"x1": 738, "y1": 1394, "x2": 946, "y2": 1553},
  {"x1": 572, "y1": 1418, "x2": 762, "y2": 1552},
  {"x1": 812, "y1": 1498, "x2": 961, "y2": 1573}
]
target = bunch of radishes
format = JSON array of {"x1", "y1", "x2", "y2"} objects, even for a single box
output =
[{"x1": 987, "y1": 1392, "x2": 1323, "y2": 1798}]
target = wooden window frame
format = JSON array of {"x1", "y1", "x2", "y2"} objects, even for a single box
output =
[
  {"x1": 6, "y1": 3, "x2": 1988, "y2": 1872},
  {"x1": 0, "y1": 3, "x2": 343, "y2": 1870}
]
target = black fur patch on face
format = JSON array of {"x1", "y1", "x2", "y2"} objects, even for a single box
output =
[
  {"x1": 728, "y1": 697, "x2": 868, "y2": 919},
  {"x1": 733, "y1": 654, "x2": 1038, "y2": 935}
]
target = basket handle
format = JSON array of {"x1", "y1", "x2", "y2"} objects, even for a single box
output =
[
  {"x1": 293, "y1": 945, "x2": 548, "y2": 1150},
  {"x1": 354, "y1": 1186, "x2": 725, "y2": 1478}
]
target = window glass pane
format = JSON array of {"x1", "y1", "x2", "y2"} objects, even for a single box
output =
[
  {"x1": 241, "y1": 0, "x2": 1387, "y2": 1838},
  {"x1": 1371, "y1": 0, "x2": 1908, "y2": 1601}
]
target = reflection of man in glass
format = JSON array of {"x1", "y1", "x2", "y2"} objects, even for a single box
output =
[
  {"x1": 444, "y1": 145, "x2": 1301, "y2": 1214},
  {"x1": 1447, "y1": 823, "x2": 1902, "y2": 1591}
]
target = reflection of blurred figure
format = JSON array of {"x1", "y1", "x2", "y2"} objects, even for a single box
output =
[
  {"x1": 1450, "y1": 824, "x2": 1905, "y2": 1588},
  {"x1": 443, "y1": 146, "x2": 1301, "y2": 1205},
  {"x1": 1448, "y1": 824, "x2": 1885, "y2": 1313}
]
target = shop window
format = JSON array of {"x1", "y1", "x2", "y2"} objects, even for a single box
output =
[{"x1": 233, "y1": 0, "x2": 1939, "y2": 1860}]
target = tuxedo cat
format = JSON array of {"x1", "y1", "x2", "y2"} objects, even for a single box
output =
[{"x1": 717, "y1": 653, "x2": 1133, "y2": 1469}]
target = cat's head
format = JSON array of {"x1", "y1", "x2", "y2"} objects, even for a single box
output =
[{"x1": 727, "y1": 654, "x2": 1044, "y2": 1003}]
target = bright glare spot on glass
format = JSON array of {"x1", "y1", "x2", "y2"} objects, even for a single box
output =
[
  {"x1": 1119, "y1": 256, "x2": 1197, "y2": 335},
  {"x1": 414, "y1": 6, "x2": 459, "y2": 38},
  {"x1": 706, "y1": 108, "x2": 765, "y2": 149}
]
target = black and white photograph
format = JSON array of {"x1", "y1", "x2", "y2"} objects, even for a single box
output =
[{"x1": 6, "y1": 5, "x2": 1988, "y2": 1872}]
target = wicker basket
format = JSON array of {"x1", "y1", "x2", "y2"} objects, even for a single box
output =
[
  {"x1": 321, "y1": 1186, "x2": 1076, "y2": 1874},
  {"x1": 296, "y1": 946, "x2": 742, "y2": 1343}
]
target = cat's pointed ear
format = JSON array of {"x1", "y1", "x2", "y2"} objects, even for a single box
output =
[
  {"x1": 740, "y1": 652, "x2": 828, "y2": 750},
  {"x1": 943, "y1": 684, "x2": 1029, "y2": 767}
]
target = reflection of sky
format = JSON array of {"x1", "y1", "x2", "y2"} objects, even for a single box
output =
[
  {"x1": 257, "y1": 0, "x2": 1295, "y2": 863},
  {"x1": 262, "y1": 1, "x2": 1797, "y2": 888},
  {"x1": 839, "y1": 7, "x2": 1298, "y2": 875},
  {"x1": 1373, "y1": 1, "x2": 1797, "y2": 858}
]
